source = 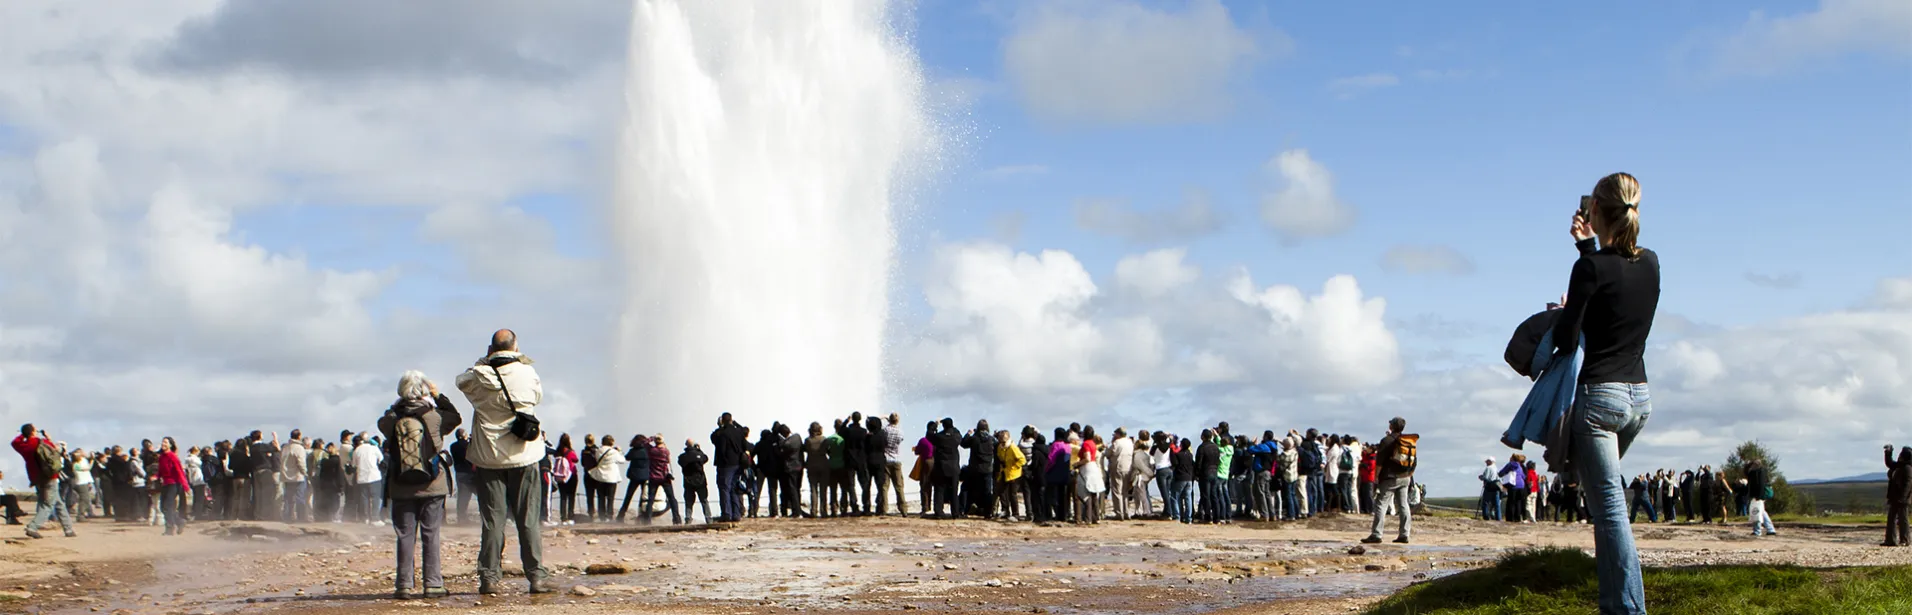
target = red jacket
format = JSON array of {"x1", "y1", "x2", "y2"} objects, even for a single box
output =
[
  {"x1": 157, "y1": 451, "x2": 191, "y2": 487},
  {"x1": 10, "y1": 434, "x2": 52, "y2": 486},
  {"x1": 648, "y1": 444, "x2": 672, "y2": 482},
  {"x1": 1526, "y1": 468, "x2": 1542, "y2": 494},
  {"x1": 1359, "y1": 448, "x2": 1379, "y2": 483}
]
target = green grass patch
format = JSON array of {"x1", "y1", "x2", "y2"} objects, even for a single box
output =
[
  {"x1": 1366, "y1": 547, "x2": 1912, "y2": 615},
  {"x1": 1772, "y1": 512, "x2": 1884, "y2": 525}
]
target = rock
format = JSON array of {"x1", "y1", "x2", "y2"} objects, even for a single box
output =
[
  {"x1": 942, "y1": 564, "x2": 959, "y2": 571},
  {"x1": 933, "y1": 543, "x2": 945, "y2": 549},
  {"x1": 248, "y1": 535, "x2": 277, "y2": 543},
  {"x1": 585, "y1": 563, "x2": 632, "y2": 575},
  {"x1": 1348, "y1": 546, "x2": 1368, "y2": 556},
  {"x1": 596, "y1": 584, "x2": 647, "y2": 593},
  {"x1": 1299, "y1": 568, "x2": 1319, "y2": 576},
  {"x1": 0, "y1": 590, "x2": 32, "y2": 600},
  {"x1": 1185, "y1": 571, "x2": 1231, "y2": 583},
  {"x1": 1364, "y1": 564, "x2": 1387, "y2": 571},
  {"x1": 570, "y1": 585, "x2": 596, "y2": 597},
  {"x1": 586, "y1": 539, "x2": 601, "y2": 545},
  {"x1": 902, "y1": 605, "x2": 919, "y2": 611},
  {"x1": 985, "y1": 579, "x2": 1003, "y2": 587}
]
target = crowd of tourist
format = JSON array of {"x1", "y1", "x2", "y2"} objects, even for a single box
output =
[{"x1": 1478, "y1": 456, "x2": 1783, "y2": 532}]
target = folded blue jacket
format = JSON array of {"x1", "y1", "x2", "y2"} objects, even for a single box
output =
[{"x1": 1503, "y1": 329, "x2": 1581, "y2": 472}]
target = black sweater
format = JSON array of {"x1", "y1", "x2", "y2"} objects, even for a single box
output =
[{"x1": 1554, "y1": 238, "x2": 1660, "y2": 384}]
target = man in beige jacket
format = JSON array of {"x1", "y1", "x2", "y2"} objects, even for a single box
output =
[{"x1": 454, "y1": 329, "x2": 552, "y2": 595}]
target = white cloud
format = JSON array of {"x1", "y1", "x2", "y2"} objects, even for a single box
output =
[
  {"x1": 0, "y1": 1, "x2": 620, "y2": 479},
  {"x1": 1114, "y1": 249, "x2": 1200, "y2": 298},
  {"x1": 1258, "y1": 149, "x2": 1357, "y2": 240},
  {"x1": 1002, "y1": 0, "x2": 1272, "y2": 124},
  {"x1": 1868, "y1": 276, "x2": 1912, "y2": 310},
  {"x1": 1381, "y1": 244, "x2": 1476, "y2": 276},
  {"x1": 896, "y1": 242, "x2": 1400, "y2": 411},
  {"x1": 1744, "y1": 271, "x2": 1803, "y2": 289},
  {"x1": 1695, "y1": 0, "x2": 1912, "y2": 77},
  {"x1": 1326, "y1": 72, "x2": 1399, "y2": 98},
  {"x1": 1074, "y1": 192, "x2": 1227, "y2": 243}
]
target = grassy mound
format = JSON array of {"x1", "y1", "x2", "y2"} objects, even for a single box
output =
[{"x1": 1366, "y1": 547, "x2": 1912, "y2": 615}]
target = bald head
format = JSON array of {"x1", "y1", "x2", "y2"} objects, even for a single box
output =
[{"x1": 489, "y1": 329, "x2": 518, "y2": 354}]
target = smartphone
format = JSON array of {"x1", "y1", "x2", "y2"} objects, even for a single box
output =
[{"x1": 1577, "y1": 195, "x2": 1592, "y2": 219}]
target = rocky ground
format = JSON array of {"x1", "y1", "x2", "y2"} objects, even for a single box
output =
[{"x1": 0, "y1": 512, "x2": 1905, "y2": 615}]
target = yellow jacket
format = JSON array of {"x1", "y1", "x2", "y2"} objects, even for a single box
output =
[{"x1": 997, "y1": 443, "x2": 1026, "y2": 482}]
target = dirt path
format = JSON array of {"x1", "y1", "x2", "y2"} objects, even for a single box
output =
[{"x1": 1, "y1": 514, "x2": 1904, "y2": 615}]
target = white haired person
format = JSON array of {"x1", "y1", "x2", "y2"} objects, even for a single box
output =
[
  {"x1": 1555, "y1": 172, "x2": 1659, "y2": 615},
  {"x1": 377, "y1": 370, "x2": 463, "y2": 600}
]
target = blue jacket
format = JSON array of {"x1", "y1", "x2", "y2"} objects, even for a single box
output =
[
  {"x1": 1245, "y1": 441, "x2": 1279, "y2": 473},
  {"x1": 1502, "y1": 329, "x2": 1580, "y2": 469}
]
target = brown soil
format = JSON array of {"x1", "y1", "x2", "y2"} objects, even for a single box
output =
[{"x1": 0, "y1": 513, "x2": 1904, "y2": 614}]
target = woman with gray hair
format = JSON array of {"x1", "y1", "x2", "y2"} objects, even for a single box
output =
[{"x1": 376, "y1": 370, "x2": 462, "y2": 600}]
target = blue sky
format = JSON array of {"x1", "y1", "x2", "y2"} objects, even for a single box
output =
[{"x1": 0, "y1": 0, "x2": 1907, "y2": 495}]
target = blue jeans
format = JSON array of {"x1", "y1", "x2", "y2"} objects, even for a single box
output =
[
  {"x1": 1155, "y1": 473, "x2": 1176, "y2": 520},
  {"x1": 715, "y1": 466, "x2": 740, "y2": 522},
  {"x1": 1305, "y1": 473, "x2": 1324, "y2": 516},
  {"x1": 1573, "y1": 382, "x2": 1651, "y2": 615},
  {"x1": 1281, "y1": 478, "x2": 1300, "y2": 520},
  {"x1": 1215, "y1": 477, "x2": 1233, "y2": 521},
  {"x1": 1629, "y1": 491, "x2": 1656, "y2": 523},
  {"x1": 1173, "y1": 480, "x2": 1195, "y2": 523},
  {"x1": 1482, "y1": 484, "x2": 1502, "y2": 520}
]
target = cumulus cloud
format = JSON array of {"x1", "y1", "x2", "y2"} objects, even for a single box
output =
[
  {"x1": 1381, "y1": 244, "x2": 1477, "y2": 276},
  {"x1": 0, "y1": 1, "x2": 621, "y2": 481},
  {"x1": 1691, "y1": 0, "x2": 1912, "y2": 78},
  {"x1": 1258, "y1": 149, "x2": 1357, "y2": 240},
  {"x1": 1002, "y1": 0, "x2": 1272, "y2": 124},
  {"x1": 1868, "y1": 276, "x2": 1912, "y2": 310},
  {"x1": 895, "y1": 241, "x2": 1400, "y2": 411},
  {"x1": 1327, "y1": 73, "x2": 1399, "y2": 98},
  {"x1": 1074, "y1": 192, "x2": 1227, "y2": 243},
  {"x1": 156, "y1": 0, "x2": 629, "y2": 82}
]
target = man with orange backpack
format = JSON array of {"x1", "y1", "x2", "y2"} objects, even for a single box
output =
[
  {"x1": 1362, "y1": 417, "x2": 1417, "y2": 545},
  {"x1": 11, "y1": 424, "x2": 75, "y2": 539}
]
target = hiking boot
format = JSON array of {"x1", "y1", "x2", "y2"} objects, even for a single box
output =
[
  {"x1": 1360, "y1": 536, "x2": 1382, "y2": 544},
  {"x1": 478, "y1": 580, "x2": 500, "y2": 596},
  {"x1": 63, "y1": 530, "x2": 76, "y2": 538},
  {"x1": 23, "y1": 528, "x2": 42, "y2": 539},
  {"x1": 422, "y1": 587, "x2": 449, "y2": 599},
  {"x1": 528, "y1": 577, "x2": 556, "y2": 595},
  {"x1": 393, "y1": 588, "x2": 417, "y2": 600}
]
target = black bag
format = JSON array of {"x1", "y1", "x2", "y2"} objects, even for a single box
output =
[
  {"x1": 489, "y1": 365, "x2": 541, "y2": 442},
  {"x1": 1504, "y1": 309, "x2": 1561, "y2": 379}
]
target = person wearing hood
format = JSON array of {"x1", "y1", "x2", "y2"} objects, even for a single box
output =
[
  {"x1": 1883, "y1": 445, "x2": 1910, "y2": 547},
  {"x1": 376, "y1": 370, "x2": 463, "y2": 600},
  {"x1": 930, "y1": 419, "x2": 963, "y2": 518},
  {"x1": 617, "y1": 435, "x2": 651, "y2": 523}
]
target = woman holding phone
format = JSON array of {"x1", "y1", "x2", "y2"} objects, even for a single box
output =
[{"x1": 1555, "y1": 172, "x2": 1659, "y2": 615}]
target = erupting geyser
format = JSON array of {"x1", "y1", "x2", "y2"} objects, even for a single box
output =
[{"x1": 614, "y1": 0, "x2": 930, "y2": 439}]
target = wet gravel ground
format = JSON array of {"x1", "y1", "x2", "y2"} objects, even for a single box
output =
[{"x1": 3, "y1": 513, "x2": 1907, "y2": 615}]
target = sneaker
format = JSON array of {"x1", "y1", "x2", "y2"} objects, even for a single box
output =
[
  {"x1": 422, "y1": 587, "x2": 449, "y2": 599},
  {"x1": 1360, "y1": 536, "x2": 1382, "y2": 544},
  {"x1": 394, "y1": 588, "x2": 417, "y2": 600},
  {"x1": 23, "y1": 528, "x2": 42, "y2": 539},
  {"x1": 528, "y1": 578, "x2": 556, "y2": 595}
]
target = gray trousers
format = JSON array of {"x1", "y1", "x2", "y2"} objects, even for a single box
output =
[
  {"x1": 475, "y1": 465, "x2": 545, "y2": 584},
  {"x1": 251, "y1": 470, "x2": 278, "y2": 521},
  {"x1": 28, "y1": 483, "x2": 74, "y2": 534},
  {"x1": 392, "y1": 496, "x2": 445, "y2": 590},
  {"x1": 1370, "y1": 476, "x2": 1413, "y2": 540},
  {"x1": 884, "y1": 461, "x2": 906, "y2": 514}
]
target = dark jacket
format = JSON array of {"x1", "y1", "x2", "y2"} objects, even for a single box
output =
[
  {"x1": 450, "y1": 438, "x2": 473, "y2": 475},
  {"x1": 626, "y1": 442, "x2": 650, "y2": 483},
  {"x1": 1172, "y1": 448, "x2": 1196, "y2": 483},
  {"x1": 962, "y1": 431, "x2": 996, "y2": 472},
  {"x1": 680, "y1": 446, "x2": 709, "y2": 488},
  {"x1": 1886, "y1": 450, "x2": 1911, "y2": 504},
  {"x1": 1297, "y1": 442, "x2": 1321, "y2": 475},
  {"x1": 838, "y1": 422, "x2": 869, "y2": 470},
  {"x1": 865, "y1": 424, "x2": 889, "y2": 472},
  {"x1": 1195, "y1": 441, "x2": 1221, "y2": 479},
  {"x1": 1747, "y1": 467, "x2": 1770, "y2": 501},
  {"x1": 930, "y1": 427, "x2": 963, "y2": 479},
  {"x1": 376, "y1": 393, "x2": 463, "y2": 499},
  {"x1": 228, "y1": 444, "x2": 253, "y2": 476},
  {"x1": 248, "y1": 440, "x2": 278, "y2": 475},
  {"x1": 781, "y1": 434, "x2": 804, "y2": 475},
  {"x1": 753, "y1": 436, "x2": 784, "y2": 479},
  {"x1": 711, "y1": 423, "x2": 749, "y2": 467}
]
